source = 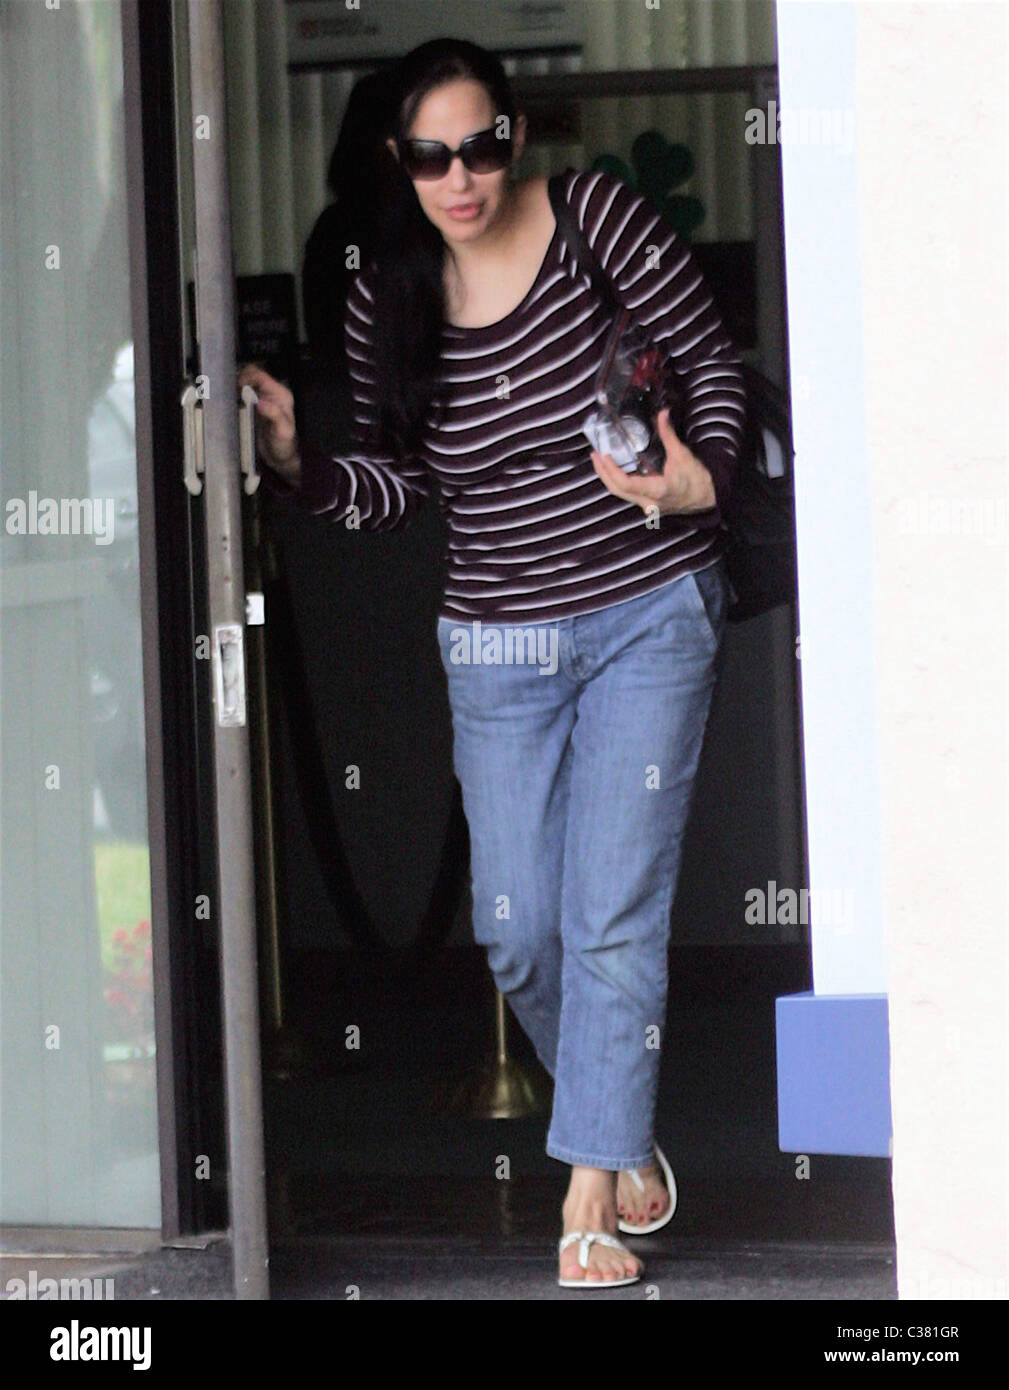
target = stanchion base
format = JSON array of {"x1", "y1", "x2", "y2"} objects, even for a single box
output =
[{"x1": 437, "y1": 1055, "x2": 551, "y2": 1118}]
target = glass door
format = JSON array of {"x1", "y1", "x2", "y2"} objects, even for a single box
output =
[
  {"x1": 2, "y1": 0, "x2": 269, "y2": 1297},
  {"x1": 0, "y1": 0, "x2": 159, "y2": 1227}
]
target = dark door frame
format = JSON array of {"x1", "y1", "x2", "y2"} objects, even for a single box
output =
[{"x1": 123, "y1": 0, "x2": 229, "y2": 1247}]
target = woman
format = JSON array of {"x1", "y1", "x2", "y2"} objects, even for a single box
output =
[{"x1": 241, "y1": 37, "x2": 746, "y2": 1290}]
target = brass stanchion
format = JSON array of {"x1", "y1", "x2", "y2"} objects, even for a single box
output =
[
  {"x1": 244, "y1": 444, "x2": 544, "y2": 1116},
  {"x1": 440, "y1": 986, "x2": 551, "y2": 1118}
]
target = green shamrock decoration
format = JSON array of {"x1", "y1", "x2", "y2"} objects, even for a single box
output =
[{"x1": 591, "y1": 130, "x2": 705, "y2": 239}]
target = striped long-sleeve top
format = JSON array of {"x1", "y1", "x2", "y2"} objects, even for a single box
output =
[{"x1": 271, "y1": 167, "x2": 747, "y2": 624}]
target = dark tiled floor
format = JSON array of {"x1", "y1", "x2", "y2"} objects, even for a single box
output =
[
  {"x1": 266, "y1": 945, "x2": 894, "y2": 1244},
  {"x1": 268, "y1": 1234, "x2": 895, "y2": 1301},
  {"x1": 262, "y1": 944, "x2": 895, "y2": 1297},
  {"x1": 0, "y1": 1229, "x2": 896, "y2": 1301}
]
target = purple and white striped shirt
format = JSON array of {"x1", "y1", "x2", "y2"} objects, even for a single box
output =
[{"x1": 277, "y1": 167, "x2": 747, "y2": 624}]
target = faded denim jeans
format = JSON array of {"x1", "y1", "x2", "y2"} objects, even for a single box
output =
[{"x1": 436, "y1": 558, "x2": 727, "y2": 1169}]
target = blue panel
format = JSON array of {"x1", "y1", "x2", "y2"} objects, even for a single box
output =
[{"x1": 776, "y1": 992, "x2": 891, "y2": 1157}]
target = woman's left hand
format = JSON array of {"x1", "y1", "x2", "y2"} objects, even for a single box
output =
[{"x1": 591, "y1": 407, "x2": 716, "y2": 516}]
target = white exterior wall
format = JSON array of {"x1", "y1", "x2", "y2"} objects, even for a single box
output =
[{"x1": 777, "y1": 0, "x2": 1008, "y2": 1297}]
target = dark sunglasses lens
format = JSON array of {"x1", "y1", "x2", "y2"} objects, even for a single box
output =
[
  {"x1": 400, "y1": 131, "x2": 512, "y2": 180},
  {"x1": 463, "y1": 131, "x2": 512, "y2": 173},
  {"x1": 401, "y1": 141, "x2": 450, "y2": 180}
]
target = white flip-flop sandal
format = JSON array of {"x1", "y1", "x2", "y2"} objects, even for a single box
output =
[
  {"x1": 557, "y1": 1230, "x2": 641, "y2": 1289},
  {"x1": 618, "y1": 1143, "x2": 677, "y2": 1235}
]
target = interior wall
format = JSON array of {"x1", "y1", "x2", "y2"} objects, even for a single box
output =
[
  {"x1": 224, "y1": 0, "x2": 802, "y2": 952},
  {"x1": 223, "y1": 0, "x2": 778, "y2": 301}
]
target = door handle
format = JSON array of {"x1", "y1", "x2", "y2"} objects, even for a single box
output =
[
  {"x1": 181, "y1": 382, "x2": 205, "y2": 495},
  {"x1": 182, "y1": 382, "x2": 260, "y2": 496},
  {"x1": 239, "y1": 383, "x2": 261, "y2": 495}
]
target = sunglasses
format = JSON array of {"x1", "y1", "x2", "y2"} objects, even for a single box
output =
[{"x1": 397, "y1": 126, "x2": 514, "y2": 181}]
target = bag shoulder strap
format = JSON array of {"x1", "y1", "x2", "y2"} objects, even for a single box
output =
[
  {"x1": 548, "y1": 173, "x2": 793, "y2": 477},
  {"x1": 547, "y1": 171, "x2": 620, "y2": 317}
]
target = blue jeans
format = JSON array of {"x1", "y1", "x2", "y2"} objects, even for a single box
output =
[{"x1": 436, "y1": 559, "x2": 727, "y2": 1170}]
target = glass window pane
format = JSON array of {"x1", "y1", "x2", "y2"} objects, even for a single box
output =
[{"x1": 1, "y1": 0, "x2": 159, "y2": 1228}]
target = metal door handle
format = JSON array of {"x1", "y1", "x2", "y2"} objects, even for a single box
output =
[
  {"x1": 239, "y1": 383, "x2": 260, "y2": 495},
  {"x1": 181, "y1": 383, "x2": 204, "y2": 495}
]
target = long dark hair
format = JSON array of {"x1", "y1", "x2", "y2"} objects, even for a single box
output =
[
  {"x1": 370, "y1": 39, "x2": 518, "y2": 459},
  {"x1": 303, "y1": 70, "x2": 396, "y2": 359}
]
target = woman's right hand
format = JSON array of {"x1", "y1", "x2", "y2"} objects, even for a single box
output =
[{"x1": 237, "y1": 364, "x2": 301, "y2": 485}]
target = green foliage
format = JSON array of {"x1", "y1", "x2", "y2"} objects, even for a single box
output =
[
  {"x1": 95, "y1": 841, "x2": 151, "y2": 971},
  {"x1": 591, "y1": 129, "x2": 706, "y2": 239}
]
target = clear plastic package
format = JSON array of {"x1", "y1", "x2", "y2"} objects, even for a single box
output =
[{"x1": 583, "y1": 310, "x2": 671, "y2": 476}]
